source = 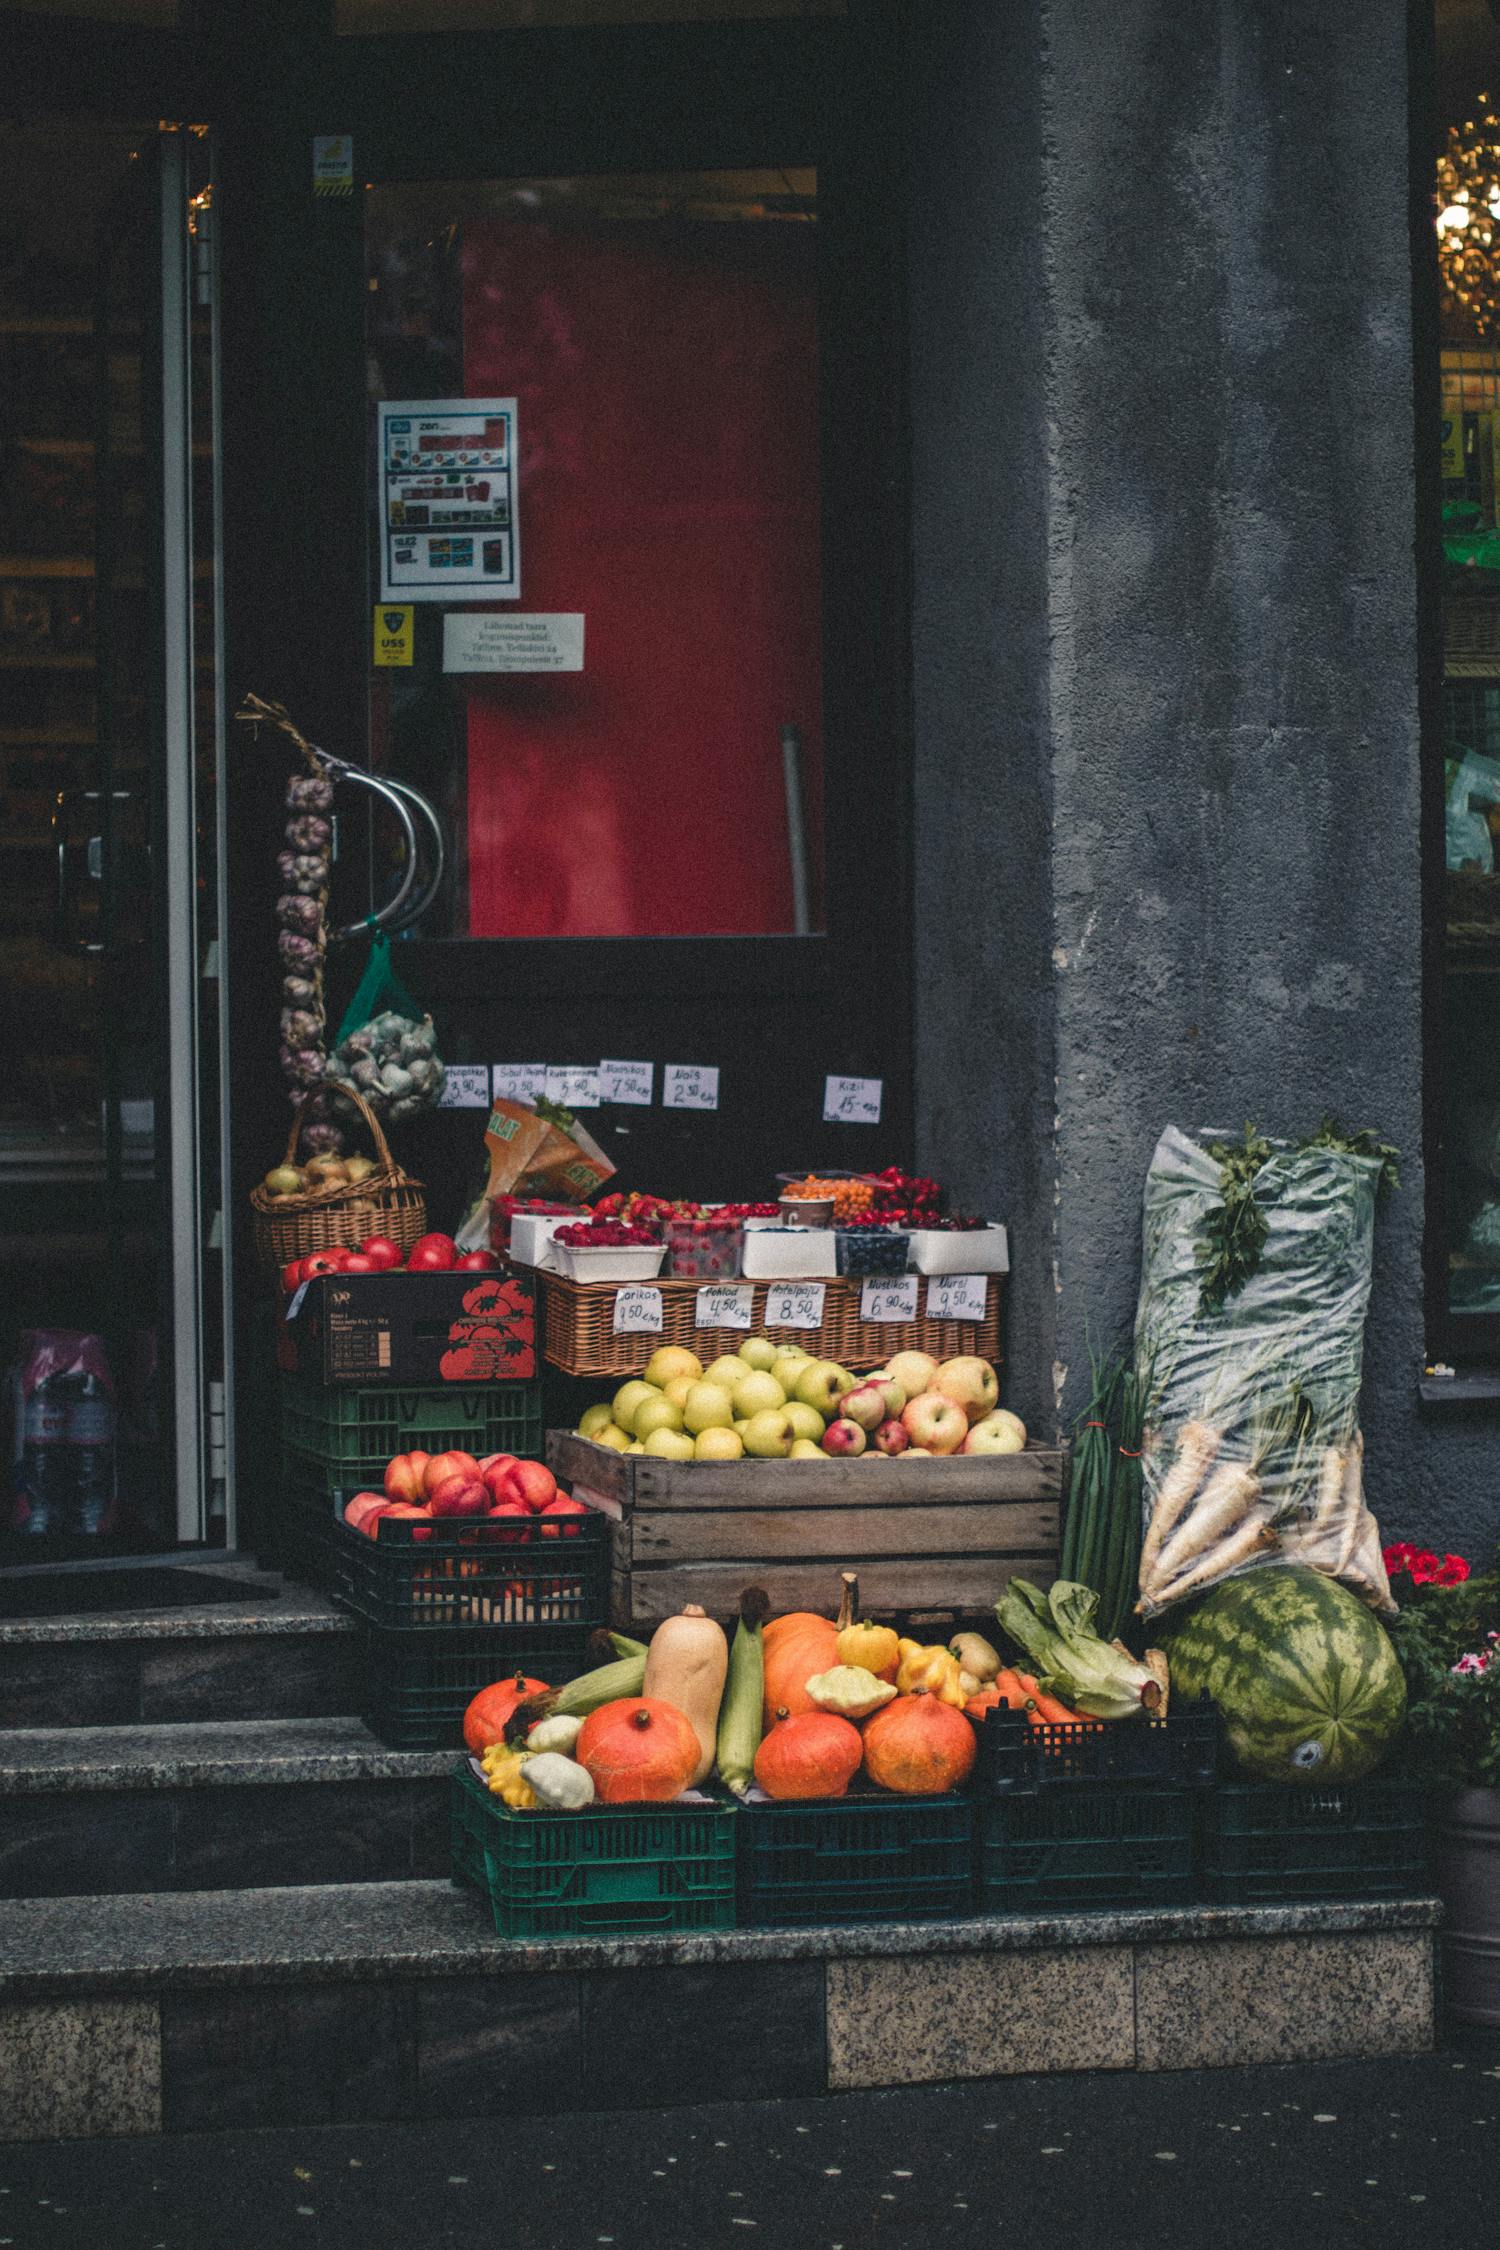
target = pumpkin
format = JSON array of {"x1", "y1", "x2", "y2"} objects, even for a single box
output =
[
  {"x1": 753, "y1": 1707, "x2": 864, "y2": 1800},
  {"x1": 463, "y1": 1672, "x2": 550, "y2": 1756},
  {"x1": 835, "y1": 1618, "x2": 900, "y2": 1682},
  {"x1": 762, "y1": 1611, "x2": 840, "y2": 1728},
  {"x1": 575, "y1": 1696, "x2": 700, "y2": 1803},
  {"x1": 862, "y1": 1690, "x2": 978, "y2": 1796}
]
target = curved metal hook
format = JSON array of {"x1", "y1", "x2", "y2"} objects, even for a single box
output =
[
  {"x1": 379, "y1": 776, "x2": 446, "y2": 934},
  {"x1": 311, "y1": 750, "x2": 420, "y2": 944}
]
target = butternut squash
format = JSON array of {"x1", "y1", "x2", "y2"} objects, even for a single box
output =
[{"x1": 643, "y1": 1604, "x2": 729, "y2": 1785}]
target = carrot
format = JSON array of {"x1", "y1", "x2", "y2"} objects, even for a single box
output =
[
  {"x1": 1139, "y1": 1420, "x2": 1221, "y2": 1582},
  {"x1": 1017, "y1": 1672, "x2": 1083, "y2": 1725},
  {"x1": 991, "y1": 1667, "x2": 1033, "y2": 1712}
]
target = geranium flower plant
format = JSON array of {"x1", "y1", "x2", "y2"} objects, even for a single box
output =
[{"x1": 1384, "y1": 1543, "x2": 1500, "y2": 1786}]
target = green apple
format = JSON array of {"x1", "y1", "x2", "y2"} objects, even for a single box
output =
[
  {"x1": 612, "y1": 1379, "x2": 658, "y2": 1434},
  {"x1": 662, "y1": 1374, "x2": 697, "y2": 1411},
  {"x1": 783, "y1": 1400, "x2": 826, "y2": 1443},
  {"x1": 643, "y1": 1426, "x2": 696, "y2": 1460},
  {"x1": 795, "y1": 1361, "x2": 856, "y2": 1416},
  {"x1": 771, "y1": 1350, "x2": 813, "y2": 1393},
  {"x1": 734, "y1": 1418, "x2": 753, "y2": 1437},
  {"x1": 634, "y1": 1395, "x2": 685, "y2": 1442},
  {"x1": 644, "y1": 1344, "x2": 702, "y2": 1389},
  {"x1": 731, "y1": 1369, "x2": 787, "y2": 1419},
  {"x1": 788, "y1": 1437, "x2": 825, "y2": 1459},
  {"x1": 741, "y1": 1408, "x2": 795, "y2": 1458},
  {"x1": 592, "y1": 1423, "x2": 633, "y2": 1452},
  {"x1": 869, "y1": 1368, "x2": 907, "y2": 1416},
  {"x1": 737, "y1": 1336, "x2": 778, "y2": 1372},
  {"x1": 703, "y1": 1355, "x2": 749, "y2": 1391},
  {"x1": 578, "y1": 1402, "x2": 615, "y2": 1438},
  {"x1": 682, "y1": 1381, "x2": 735, "y2": 1435},
  {"x1": 626, "y1": 1441, "x2": 645, "y2": 1454},
  {"x1": 694, "y1": 1426, "x2": 744, "y2": 1460}
]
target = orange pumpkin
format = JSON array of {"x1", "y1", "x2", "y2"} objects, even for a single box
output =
[
  {"x1": 463, "y1": 1672, "x2": 550, "y2": 1756},
  {"x1": 575, "y1": 1696, "x2": 700, "y2": 1803},
  {"x1": 754, "y1": 1708, "x2": 864, "y2": 1801},
  {"x1": 761, "y1": 1612, "x2": 840, "y2": 1727},
  {"x1": 861, "y1": 1689, "x2": 978, "y2": 1796}
]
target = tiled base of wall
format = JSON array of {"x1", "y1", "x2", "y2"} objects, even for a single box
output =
[{"x1": 0, "y1": 1915, "x2": 1436, "y2": 2141}]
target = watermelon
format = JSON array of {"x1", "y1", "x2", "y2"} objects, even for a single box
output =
[{"x1": 1163, "y1": 1565, "x2": 1406, "y2": 1783}]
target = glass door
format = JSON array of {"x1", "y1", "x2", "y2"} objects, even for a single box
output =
[{"x1": 0, "y1": 120, "x2": 231, "y2": 1556}]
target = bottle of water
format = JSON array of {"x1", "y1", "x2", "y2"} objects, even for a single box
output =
[
  {"x1": 10, "y1": 1335, "x2": 117, "y2": 1539},
  {"x1": 67, "y1": 1366, "x2": 117, "y2": 1537}
]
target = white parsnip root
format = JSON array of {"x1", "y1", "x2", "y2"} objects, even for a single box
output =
[{"x1": 1138, "y1": 1419, "x2": 1221, "y2": 1588}]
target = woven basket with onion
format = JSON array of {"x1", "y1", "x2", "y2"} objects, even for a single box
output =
[{"x1": 250, "y1": 1085, "x2": 427, "y2": 1273}]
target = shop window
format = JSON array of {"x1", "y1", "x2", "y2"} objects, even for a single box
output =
[
  {"x1": 364, "y1": 169, "x2": 825, "y2": 940},
  {"x1": 338, "y1": 1, "x2": 841, "y2": 29}
]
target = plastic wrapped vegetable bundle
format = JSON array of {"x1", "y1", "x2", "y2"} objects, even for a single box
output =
[{"x1": 1133, "y1": 1124, "x2": 1398, "y2": 1619}]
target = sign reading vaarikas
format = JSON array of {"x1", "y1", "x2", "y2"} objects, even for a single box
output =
[{"x1": 378, "y1": 398, "x2": 520, "y2": 602}]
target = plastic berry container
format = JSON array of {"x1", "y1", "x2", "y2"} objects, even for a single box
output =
[
  {"x1": 664, "y1": 1216, "x2": 745, "y2": 1279},
  {"x1": 835, "y1": 1228, "x2": 911, "y2": 1277}
]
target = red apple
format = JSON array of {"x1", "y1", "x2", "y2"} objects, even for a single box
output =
[
  {"x1": 901, "y1": 1391, "x2": 968, "y2": 1456},
  {"x1": 359, "y1": 1236, "x2": 404, "y2": 1270},
  {"x1": 455, "y1": 1249, "x2": 498, "y2": 1271},
  {"x1": 406, "y1": 1232, "x2": 457, "y2": 1271},
  {"x1": 383, "y1": 1450, "x2": 431, "y2": 1504},
  {"x1": 821, "y1": 1417, "x2": 867, "y2": 1457},
  {"x1": 422, "y1": 1450, "x2": 479, "y2": 1500},
  {"x1": 872, "y1": 1417, "x2": 910, "y2": 1456},
  {"x1": 343, "y1": 1492, "x2": 389, "y2": 1534},
  {"x1": 427, "y1": 1468, "x2": 488, "y2": 1518},
  {"x1": 840, "y1": 1380, "x2": 890, "y2": 1433},
  {"x1": 931, "y1": 1355, "x2": 1000, "y2": 1425},
  {"x1": 538, "y1": 1493, "x2": 589, "y2": 1540}
]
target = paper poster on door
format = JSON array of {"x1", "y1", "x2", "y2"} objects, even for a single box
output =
[{"x1": 378, "y1": 398, "x2": 521, "y2": 602}]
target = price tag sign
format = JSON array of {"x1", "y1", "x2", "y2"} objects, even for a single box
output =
[
  {"x1": 927, "y1": 1272, "x2": 989, "y2": 1323},
  {"x1": 860, "y1": 1275, "x2": 919, "y2": 1323},
  {"x1": 600, "y1": 1059, "x2": 654, "y2": 1106},
  {"x1": 283, "y1": 1279, "x2": 311, "y2": 1323},
  {"x1": 492, "y1": 1062, "x2": 547, "y2": 1103},
  {"x1": 545, "y1": 1065, "x2": 601, "y2": 1109},
  {"x1": 823, "y1": 1074, "x2": 883, "y2": 1124},
  {"x1": 695, "y1": 1284, "x2": 753, "y2": 1331},
  {"x1": 612, "y1": 1287, "x2": 664, "y2": 1336},
  {"x1": 663, "y1": 1064, "x2": 719, "y2": 1111},
  {"x1": 436, "y1": 1063, "x2": 491, "y2": 1109},
  {"x1": 765, "y1": 1281, "x2": 826, "y2": 1329}
]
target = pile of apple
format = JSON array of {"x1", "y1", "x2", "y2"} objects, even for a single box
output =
[
  {"x1": 341, "y1": 1450, "x2": 590, "y2": 1541},
  {"x1": 280, "y1": 1230, "x2": 499, "y2": 1294},
  {"x1": 576, "y1": 1343, "x2": 1025, "y2": 1461}
]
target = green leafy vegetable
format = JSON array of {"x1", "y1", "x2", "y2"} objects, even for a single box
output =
[{"x1": 995, "y1": 1578, "x2": 1160, "y2": 1720}]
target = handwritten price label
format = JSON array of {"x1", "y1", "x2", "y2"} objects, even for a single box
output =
[
  {"x1": 662, "y1": 1064, "x2": 719, "y2": 1110},
  {"x1": 545, "y1": 1065, "x2": 601, "y2": 1109},
  {"x1": 436, "y1": 1063, "x2": 491, "y2": 1109},
  {"x1": 491, "y1": 1062, "x2": 547, "y2": 1103},
  {"x1": 612, "y1": 1287, "x2": 664, "y2": 1336},
  {"x1": 764, "y1": 1282, "x2": 826, "y2": 1329},
  {"x1": 927, "y1": 1273, "x2": 989, "y2": 1323},
  {"x1": 695, "y1": 1285, "x2": 753, "y2": 1331},
  {"x1": 860, "y1": 1275, "x2": 919, "y2": 1323},
  {"x1": 599, "y1": 1059, "x2": 654, "y2": 1106},
  {"x1": 823, "y1": 1074, "x2": 882, "y2": 1124}
]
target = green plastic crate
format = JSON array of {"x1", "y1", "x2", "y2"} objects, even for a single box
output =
[
  {"x1": 451, "y1": 1763, "x2": 737, "y2": 1940},
  {"x1": 1201, "y1": 1781, "x2": 1431, "y2": 1904},
  {"x1": 279, "y1": 1378, "x2": 543, "y2": 1485},
  {"x1": 362, "y1": 1627, "x2": 596, "y2": 1751},
  {"x1": 738, "y1": 1792, "x2": 973, "y2": 1927},
  {"x1": 976, "y1": 1781, "x2": 1196, "y2": 1913}
]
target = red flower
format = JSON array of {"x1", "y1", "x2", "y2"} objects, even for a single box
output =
[
  {"x1": 1382, "y1": 1543, "x2": 1414, "y2": 1578},
  {"x1": 1410, "y1": 1550, "x2": 1443, "y2": 1585},
  {"x1": 1437, "y1": 1554, "x2": 1472, "y2": 1585}
]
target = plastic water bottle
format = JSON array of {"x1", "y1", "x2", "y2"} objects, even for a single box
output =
[
  {"x1": 12, "y1": 1366, "x2": 71, "y2": 1537},
  {"x1": 10, "y1": 1334, "x2": 117, "y2": 1539},
  {"x1": 67, "y1": 1368, "x2": 117, "y2": 1537}
]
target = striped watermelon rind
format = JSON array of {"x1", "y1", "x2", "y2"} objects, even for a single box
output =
[{"x1": 1162, "y1": 1565, "x2": 1406, "y2": 1783}]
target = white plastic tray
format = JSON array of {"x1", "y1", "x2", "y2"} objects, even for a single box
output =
[
  {"x1": 550, "y1": 1241, "x2": 669, "y2": 1283},
  {"x1": 908, "y1": 1224, "x2": 1009, "y2": 1275},
  {"x1": 740, "y1": 1227, "x2": 840, "y2": 1280}
]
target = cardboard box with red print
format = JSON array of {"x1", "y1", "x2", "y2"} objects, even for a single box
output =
[{"x1": 277, "y1": 1269, "x2": 537, "y2": 1386}]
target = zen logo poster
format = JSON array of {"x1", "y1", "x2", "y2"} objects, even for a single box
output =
[{"x1": 378, "y1": 398, "x2": 521, "y2": 601}]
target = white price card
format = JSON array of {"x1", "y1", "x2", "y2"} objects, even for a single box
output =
[
  {"x1": 599, "y1": 1059, "x2": 654, "y2": 1106},
  {"x1": 765, "y1": 1281, "x2": 827, "y2": 1329},
  {"x1": 612, "y1": 1287, "x2": 664, "y2": 1336},
  {"x1": 492, "y1": 1062, "x2": 547, "y2": 1103},
  {"x1": 823, "y1": 1074, "x2": 883, "y2": 1125},
  {"x1": 860, "y1": 1275, "x2": 919, "y2": 1323},
  {"x1": 436, "y1": 1063, "x2": 491, "y2": 1109},
  {"x1": 926, "y1": 1272, "x2": 989, "y2": 1323},
  {"x1": 283, "y1": 1279, "x2": 311, "y2": 1323},
  {"x1": 662, "y1": 1064, "x2": 719, "y2": 1111},
  {"x1": 545, "y1": 1065, "x2": 601, "y2": 1109},
  {"x1": 695, "y1": 1285, "x2": 754, "y2": 1331}
]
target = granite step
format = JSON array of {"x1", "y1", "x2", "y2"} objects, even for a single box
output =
[
  {"x1": 0, "y1": 1717, "x2": 453, "y2": 1899},
  {"x1": 0, "y1": 1577, "x2": 363, "y2": 1731}
]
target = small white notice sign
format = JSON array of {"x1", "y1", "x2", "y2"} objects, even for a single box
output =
[
  {"x1": 443, "y1": 612, "x2": 584, "y2": 673},
  {"x1": 437, "y1": 1063, "x2": 491, "y2": 1109},
  {"x1": 860, "y1": 1275, "x2": 919, "y2": 1323},
  {"x1": 695, "y1": 1285, "x2": 753, "y2": 1331},
  {"x1": 823, "y1": 1074, "x2": 883, "y2": 1124},
  {"x1": 663, "y1": 1064, "x2": 719, "y2": 1111},
  {"x1": 765, "y1": 1281, "x2": 827, "y2": 1329},
  {"x1": 545, "y1": 1066, "x2": 600, "y2": 1109},
  {"x1": 599, "y1": 1059, "x2": 654, "y2": 1106},
  {"x1": 613, "y1": 1286, "x2": 664, "y2": 1336},
  {"x1": 492, "y1": 1063, "x2": 547, "y2": 1103},
  {"x1": 927, "y1": 1273, "x2": 989, "y2": 1323}
]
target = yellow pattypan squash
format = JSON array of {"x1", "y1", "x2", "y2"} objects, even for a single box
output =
[
  {"x1": 806, "y1": 1664, "x2": 899, "y2": 1720},
  {"x1": 482, "y1": 1744, "x2": 538, "y2": 1810}
]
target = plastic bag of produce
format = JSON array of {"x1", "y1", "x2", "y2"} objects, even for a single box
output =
[
  {"x1": 454, "y1": 1096, "x2": 616, "y2": 1251},
  {"x1": 323, "y1": 935, "x2": 445, "y2": 1123},
  {"x1": 1132, "y1": 1124, "x2": 1397, "y2": 1619}
]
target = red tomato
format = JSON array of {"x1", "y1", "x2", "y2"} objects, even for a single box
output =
[
  {"x1": 406, "y1": 1234, "x2": 457, "y2": 1271},
  {"x1": 455, "y1": 1250, "x2": 498, "y2": 1272},
  {"x1": 359, "y1": 1236, "x2": 405, "y2": 1270},
  {"x1": 280, "y1": 1259, "x2": 306, "y2": 1292},
  {"x1": 301, "y1": 1250, "x2": 344, "y2": 1279},
  {"x1": 340, "y1": 1253, "x2": 377, "y2": 1274}
]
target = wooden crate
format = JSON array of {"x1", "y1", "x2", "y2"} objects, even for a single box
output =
[
  {"x1": 538, "y1": 1271, "x2": 1003, "y2": 1379},
  {"x1": 546, "y1": 1430, "x2": 1061, "y2": 1630}
]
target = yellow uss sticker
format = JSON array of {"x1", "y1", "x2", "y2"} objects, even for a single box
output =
[{"x1": 373, "y1": 606, "x2": 414, "y2": 666}]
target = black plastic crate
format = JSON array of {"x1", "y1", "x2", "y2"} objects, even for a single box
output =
[
  {"x1": 279, "y1": 1377, "x2": 544, "y2": 1486},
  {"x1": 451, "y1": 1762, "x2": 737, "y2": 1940},
  {"x1": 1201, "y1": 1781, "x2": 1432, "y2": 1905},
  {"x1": 976, "y1": 1781, "x2": 1196, "y2": 1913},
  {"x1": 975, "y1": 1700, "x2": 1219, "y2": 1793},
  {"x1": 737, "y1": 1791, "x2": 974, "y2": 1927},
  {"x1": 273, "y1": 1452, "x2": 341, "y2": 1591},
  {"x1": 361, "y1": 1624, "x2": 595, "y2": 1750},
  {"x1": 334, "y1": 1500, "x2": 610, "y2": 1633}
]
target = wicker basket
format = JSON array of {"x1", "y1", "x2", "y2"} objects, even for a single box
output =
[
  {"x1": 539, "y1": 1271, "x2": 1003, "y2": 1379},
  {"x1": 250, "y1": 1085, "x2": 427, "y2": 1274}
]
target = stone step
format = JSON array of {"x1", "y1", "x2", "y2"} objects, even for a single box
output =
[
  {"x1": 0, "y1": 1880, "x2": 1442, "y2": 2141},
  {"x1": 0, "y1": 1576, "x2": 363, "y2": 1731},
  {"x1": 0, "y1": 1717, "x2": 452, "y2": 1898}
]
